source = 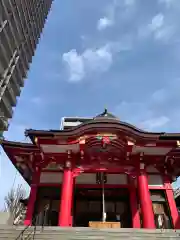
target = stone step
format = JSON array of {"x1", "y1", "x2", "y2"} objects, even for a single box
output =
[
  {"x1": 32, "y1": 237, "x2": 180, "y2": 239},
  {"x1": 32, "y1": 233, "x2": 180, "y2": 239},
  {"x1": 0, "y1": 226, "x2": 180, "y2": 240},
  {"x1": 27, "y1": 231, "x2": 180, "y2": 237},
  {"x1": 14, "y1": 226, "x2": 180, "y2": 234},
  {"x1": 0, "y1": 235, "x2": 180, "y2": 240}
]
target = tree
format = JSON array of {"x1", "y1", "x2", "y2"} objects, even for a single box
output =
[{"x1": 4, "y1": 184, "x2": 27, "y2": 225}]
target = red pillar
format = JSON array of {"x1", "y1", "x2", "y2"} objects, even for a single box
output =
[
  {"x1": 164, "y1": 178, "x2": 180, "y2": 229},
  {"x1": 58, "y1": 167, "x2": 73, "y2": 227},
  {"x1": 137, "y1": 169, "x2": 155, "y2": 229},
  {"x1": 24, "y1": 168, "x2": 40, "y2": 226},
  {"x1": 128, "y1": 175, "x2": 141, "y2": 228}
]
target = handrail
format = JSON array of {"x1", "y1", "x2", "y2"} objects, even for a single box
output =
[
  {"x1": 15, "y1": 218, "x2": 36, "y2": 240},
  {"x1": 15, "y1": 210, "x2": 46, "y2": 240}
]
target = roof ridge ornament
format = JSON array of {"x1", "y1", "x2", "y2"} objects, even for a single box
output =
[
  {"x1": 94, "y1": 109, "x2": 119, "y2": 120},
  {"x1": 103, "y1": 108, "x2": 108, "y2": 116}
]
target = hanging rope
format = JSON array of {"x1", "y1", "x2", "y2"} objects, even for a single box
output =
[
  {"x1": 12, "y1": 169, "x2": 18, "y2": 190},
  {"x1": 11, "y1": 133, "x2": 27, "y2": 190}
]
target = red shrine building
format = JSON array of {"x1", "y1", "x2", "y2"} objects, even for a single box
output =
[{"x1": 2, "y1": 110, "x2": 180, "y2": 229}]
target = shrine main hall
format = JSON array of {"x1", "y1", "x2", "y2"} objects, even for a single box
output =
[{"x1": 2, "y1": 110, "x2": 180, "y2": 229}]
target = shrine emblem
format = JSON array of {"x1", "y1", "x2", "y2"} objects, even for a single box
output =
[{"x1": 96, "y1": 133, "x2": 117, "y2": 142}]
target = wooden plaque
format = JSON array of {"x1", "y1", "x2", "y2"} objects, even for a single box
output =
[{"x1": 89, "y1": 221, "x2": 121, "y2": 228}]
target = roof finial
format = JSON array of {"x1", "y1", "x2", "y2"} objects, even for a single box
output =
[
  {"x1": 104, "y1": 108, "x2": 108, "y2": 115},
  {"x1": 94, "y1": 108, "x2": 118, "y2": 119}
]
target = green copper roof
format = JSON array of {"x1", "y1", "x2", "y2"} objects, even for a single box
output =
[{"x1": 94, "y1": 109, "x2": 119, "y2": 120}]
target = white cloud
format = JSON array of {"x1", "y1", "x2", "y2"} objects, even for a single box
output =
[
  {"x1": 151, "y1": 78, "x2": 180, "y2": 105},
  {"x1": 97, "y1": 0, "x2": 136, "y2": 31},
  {"x1": 159, "y1": 0, "x2": 174, "y2": 8},
  {"x1": 114, "y1": 79, "x2": 180, "y2": 132},
  {"x1": 62, "y1": 45, "x2": 113, "y2": 82},
  {"x1": 140, "y1": 116, "x2": 170, "y2": 131},
  {"x1": 97, "y1": 2, "x2": 115, "y2": 31},
  {"x1": 149, "y1": 14, "x2": 174, "y2": 41},
  {"x1": 125, "y1": 0, "x2": 135, "y2": 6},
  {"x1": 62, "y1": 36, "x2": 134, "y2": 82},
  {"x1": 115, "y1": 100, "x2": 171, "y2": 131},
  {"x1": 139, "y1": 13, "x2": 175, "y2": 42},
  {"x1": 97, "y1": 17, "x2": 113, "y2": 31},
  {"x1": 138, "y1": 13, "x2": 164, "y2": 38},
  {"x1": 108, "y1": 38, "x2": 133, "y2": 52},
  {"x1": 149, "y1": 13, "x2": 164, "y2": 31},
  {"x1": 83, "y1": 45, "x2": 113, "y2": 72},
  {"x1": 62, "y1": 50, "x2": 85, "y2": 82},
  {"x1": 151, "y1": 89, "x2": 168, "y2": 106},
  {"x1": 154, "y1": 25, "x2": 175, "y2": 41}
]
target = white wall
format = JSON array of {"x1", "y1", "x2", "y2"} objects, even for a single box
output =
[
  {"x1": 106, "y1": 174, "x2": 127, "y2": 184},
  {"x1": 40, "y1": 172, "x2": 63, "y2": 183},
  {"x1": 148, "y1": 174, "x2": 163, "y2": 186},
  {"x1": 76, "y1": 173, "x2": 96, "y2": 184},
  {"x1": 146, "y1": 166, "x2": 159, "y2": 173},
  {"x1": 40, "y1": 172, "x2": 128, "y2": 185},
  {"x1": 134, "y1": 174, "x2": 164, "y2": 187}
]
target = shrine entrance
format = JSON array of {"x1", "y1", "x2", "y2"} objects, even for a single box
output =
[
  {"x1": 35, "y1": 187, "x2": 60, "y2": 226},
  {"x1": 73, "y1": 188, "x2": 131, "y2": 228},
  {"x1": 34, "y1": 186, "x2": 131, "y2": 228}
]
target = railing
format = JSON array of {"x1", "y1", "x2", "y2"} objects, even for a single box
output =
[
  {"x1": 15, "y1": 210, "x2": 47, "y2": 240},
  {"x1": 15, "y1": 218, "x2": 37, "y2": 240}
]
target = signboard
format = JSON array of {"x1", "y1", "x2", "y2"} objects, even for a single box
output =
[{"x1": 89, "y1": 221, "x2": 121, "y2": 228}]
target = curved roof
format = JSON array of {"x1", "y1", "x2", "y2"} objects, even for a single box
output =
[
  {"x1": 26, "y1": 118, "x2": 164, "y2": 143},
  {"x1": 2, "y1": 113, "x2": 180, "y2": 184},
  {"x1": 2, "y1": 140, "x2": 39, "y2": 185},
  {"x1": 17, "y1": 109, "x2": 180, "y2": 143}
]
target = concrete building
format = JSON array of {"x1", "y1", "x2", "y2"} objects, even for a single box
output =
[
  {"x1": 0, "y1": 0, "x2": 53, "y2": 131},
  {"x1": 60, "y1": 117, "x2": 93, "y2": 130}
]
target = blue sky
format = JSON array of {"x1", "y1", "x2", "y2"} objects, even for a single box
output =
[{"x1": 1, "y1": 0, "x2": 180, "y2": 208}]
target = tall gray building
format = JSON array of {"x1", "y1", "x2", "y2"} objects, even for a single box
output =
[{"x1": 0, "y1": 0, "x2": 53, "y2": 132}]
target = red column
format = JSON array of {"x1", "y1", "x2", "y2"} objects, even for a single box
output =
[
  {"x1": 24, "y1": 168, "x2": 40, "y2": 226},
  {"x1": 128, "y1": 175, "x2": 141, "y2": 228},
  {"x1": 137, "y1": 169, "x2": 155, "y2": 228},
  {"x1": 164, "y1": 178, "x2": 180, "y2": 229},
  {"x1": 58, "y1": 167, "x2": 73, "y2": 227}
]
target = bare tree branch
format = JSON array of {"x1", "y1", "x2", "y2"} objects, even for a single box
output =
[{"x1": 4, "y1": 184, "x2": 27, "y2": 225}]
